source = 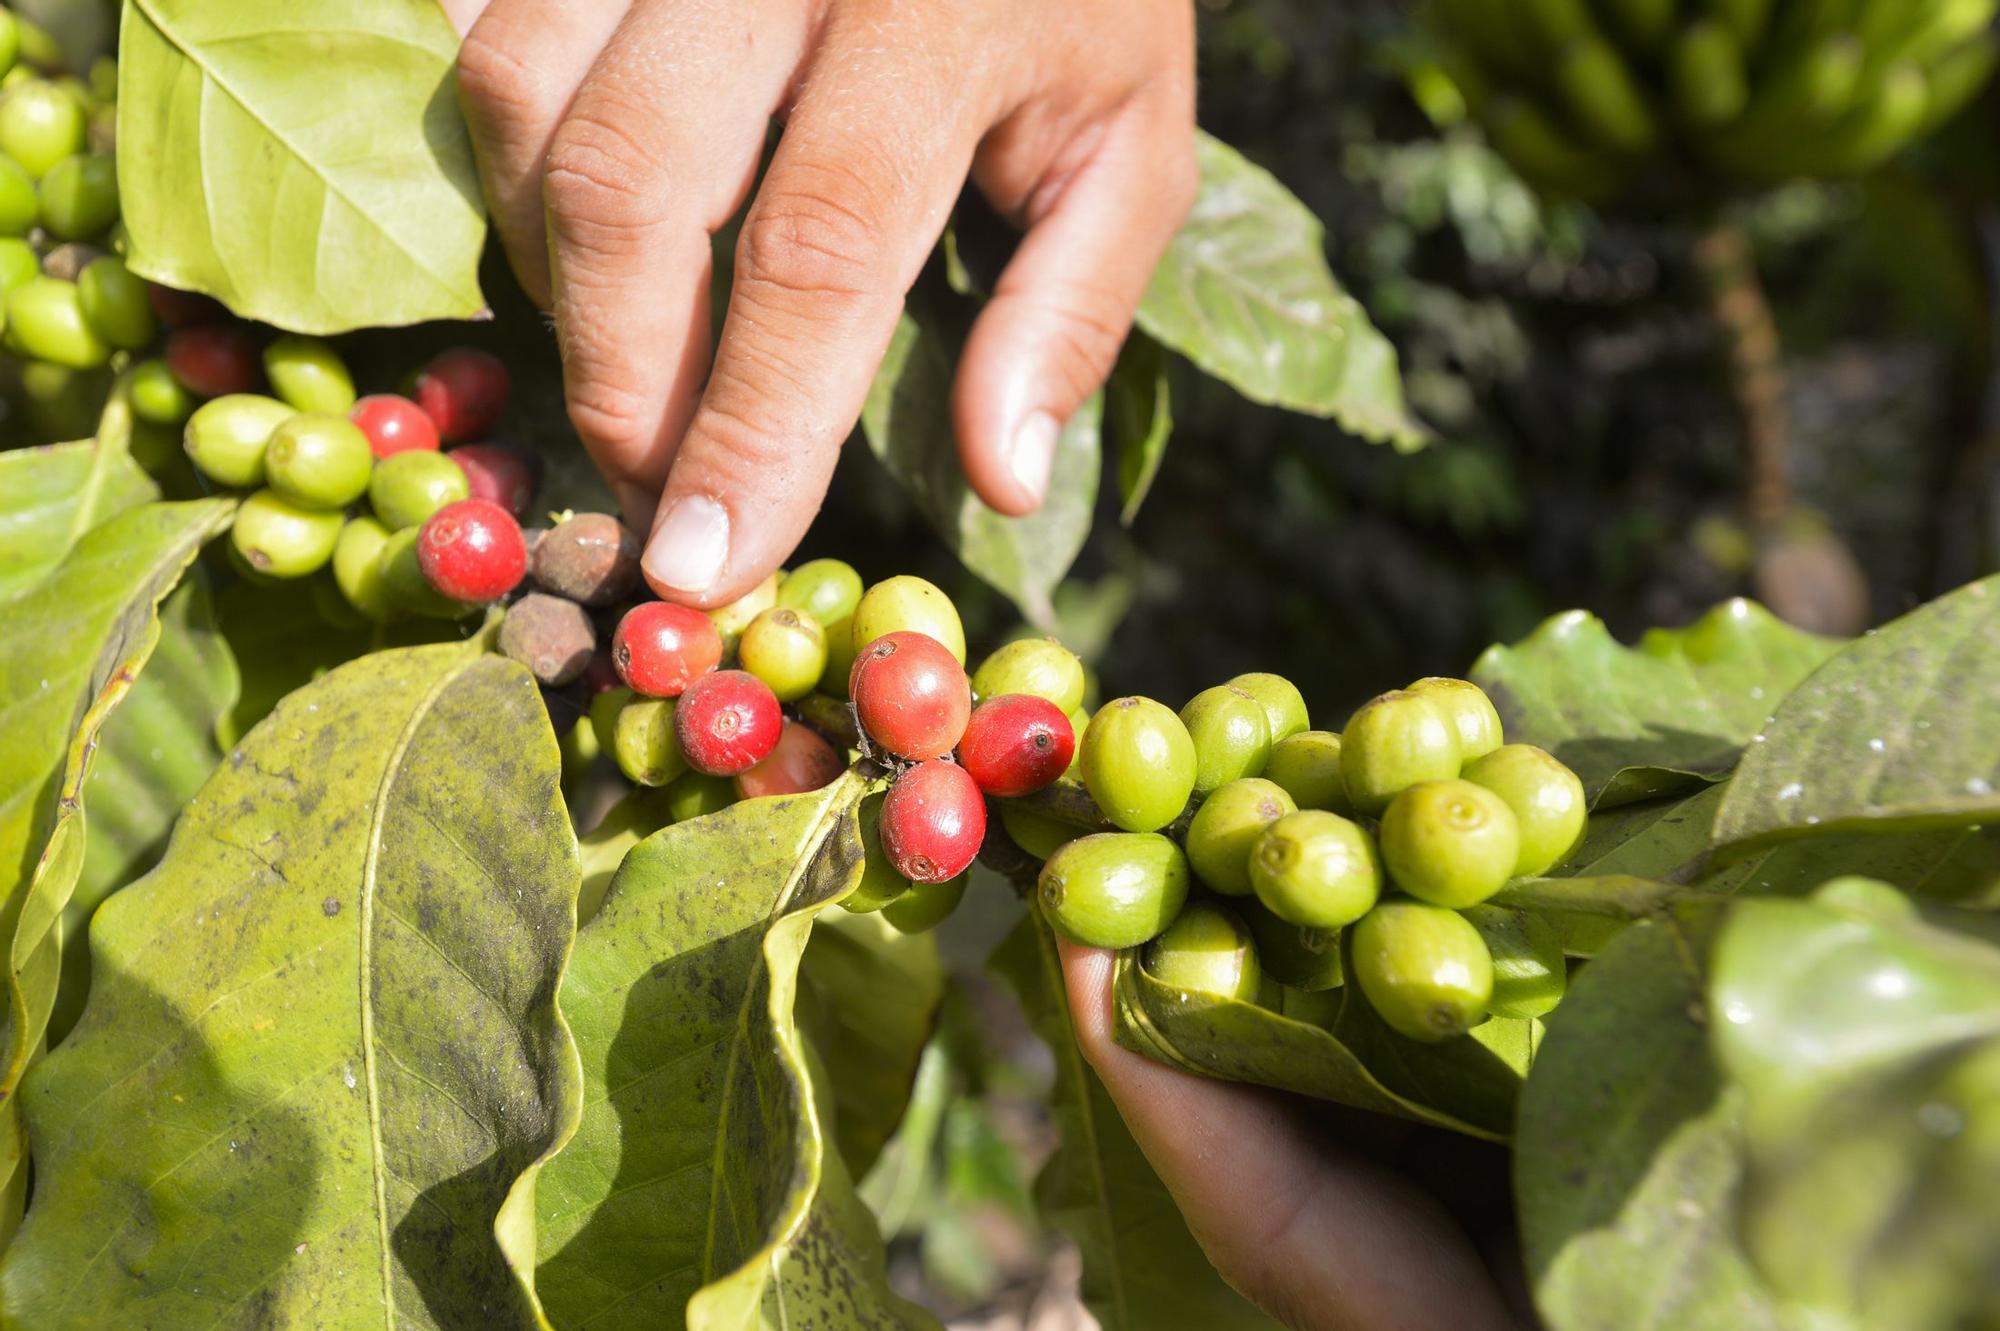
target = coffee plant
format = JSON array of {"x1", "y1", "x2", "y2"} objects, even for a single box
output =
[{"x1": 1, "y1": 2, "x2": 1997, "y2": 1329}]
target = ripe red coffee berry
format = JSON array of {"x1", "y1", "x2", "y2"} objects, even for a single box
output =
[
  {"x1": 614, "y1": 601, "x2": 723, "y2": 697},
  {"x1": 675, "y1": 669, "x2": 782, "y2": 776},
  {"x1": 416, "y1": 498, "x2": 527, "y2": 603},
  {"x1": 447, "y1": 442, "x2": 540, "y2": 517},
  {"x1": 165, "y1": 323, "x2": 259, "y2": 398},
  {"x1": 415, "y1": 347, "x2": 508, "y2": 442},
  {"x1": 735, "y1": 722, "x2": 844, "y2": 800},
  {"x1": 959, "y1": 695, "x2": 1075, "y2": 797},
  {"x1": 850, "y1": 631, "x2": 972, "y2": 761},
  {"x1": 351, "y1": 393, "x2": 440, "y2": 458},
  {"x1": 879, "y1": 760, "x2": 986, "y2": 883}
]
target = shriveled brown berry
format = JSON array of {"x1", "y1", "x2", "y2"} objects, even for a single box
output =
[
  {"x1": 531, "y1": 512, "x2": 643, "y2": 605},
  {"x1": 500, "y1": 592, "x2": 598, "y2": 686}
]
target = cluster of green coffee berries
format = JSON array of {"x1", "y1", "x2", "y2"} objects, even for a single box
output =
[{"x1": 1430, "y1": 0, "x2": 1997, "y2": 199}]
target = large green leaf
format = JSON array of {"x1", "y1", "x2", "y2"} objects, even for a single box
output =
[
  {"x1": 117, "y1": 0, "x2": 488, "y2": 332},
  {"x1": 1712, "y1": 880, "x2": 2000, "y2": 1330},
  {"x1": 864, "y1": 307, "x2": 1101, "y2": 627},
  {"x1": 1135, "y1": 132, "x2": 1423, "y2": 449},
  {"x1": 1712, "y1": 575, "x2": 2000, "y2": 851},
  {"x1": 1516, "y1": 914, "x2": 1787, "y2": 1331},
  {"x1": 799, "y1": 908, "x2": 946, "y2": 1179},
  {"x1": 1472, "y1": 598, "x2": 1842, "y2": 806},
  {"x1": 532, "y1": 771, "x2": 934, "y2": 1330},
  {"x1": 991, "y1": 914, "x2": 1282, "y2": 1331},
  {"x1": 0, "y1": 437, "x2": 156, "y2": 600},
  {"x1": 0, "y1": 644, "x2": 581, "y2": 1327}
]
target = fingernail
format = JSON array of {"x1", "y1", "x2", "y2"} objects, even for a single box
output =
[
  {"x1": 643, "y1": 494, "x2": 729, "y2": 595},
  {"x1": 1007, "y1": 409, "x2": 1059, "y2": 503}
]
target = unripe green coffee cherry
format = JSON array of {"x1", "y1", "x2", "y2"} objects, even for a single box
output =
[
  {"x1": 0, "y1": 236, "x2": 36, "y2": 291},
  {"x1": 1080, "y1": 696, "x2": 1197, "y2": 832},
  {"x1": 1038, "y1": 831, "x2": 1190, "y2": 949},
  {"x1": 331, "y1": 515, "x2": 396, "y2": 621},
  {"x1": 0, "y1": 81, "x2": 85, "y2": 178},
  {"x1": 1144, "y1": 902, "x2": 1261, "y2": 1002},
  {"x1": 1185, "y1": 777, "x2": 1296, "y2": 896},
  {"x1": 776, "y1": 557, "x2": 864, "y2": 626},
  {"x1": 613, "y1": 696, "x2": 687, "y2": 787},
  {"x1": 1461, "y1": 743, "x2": 1586, "y2": 876},
  {"x1": 17, "y1": 359, "x2": 103, "y2": 440},
  {"x1": 1351, "y1": 902, "x2": 1493, "y2": 1042},
  {"x1": 998, "y1": 802, "x2": 1084, "y2": 861},
  {"x1": 882, "y1": 874, "x2": 968, "y2": 934},
  {"x1": 738, "y1": 607, "x2": 827, "y2": 702},
  {"x1": 38, "y1": 153, "x2": 117, "y2": 239},
  {"x1": 265, "y1": 412, "x2": 374, "y2": 510},
  {"x1": 1249, "y1": 810, "x2": 1381, "y2": 929},
  {"x1": 1275, "y1": 982, "x2": 1342, "y2": 1028},
  {"x1": 1378, "y1": 779, "x2": 1520, "y2": 909},
  {"x1": 1242, "y1": 900, "x2": 1344, "y2": 991},
  {"x1": 77, "y1": 256, "x2": 154, "y2": 350},
  {"x1": 184, "y1": 394, "x2": 293, "y2": 488},
  {"x1": 128, "y1": 419, "x2": 180, "y2": 475},
  {"x1": 972, "y1": 637, "x2": 1087, "y2": 713},
  {"x1": 1262, "y1": 730, "x2": 1352, "y2": 814},
  {"x1": 665, "y1": 769, "x2": 735, "y2": 822},
  {"x1": 850, "y1": 574, "x2": 966, "y2": 664},
  {"x1": 1065, "y1": 707, "x2": 1089, "y2": 773},
  {"x1": 1226, "y1": 672, "x2": 1309, "y2": 743},
  {"x1": 376, "y1": 526, "x2": 469, "y2": 619},
  {"x1": 1340, "y1": 689, "x2": 1461, "y2": 815},
  {"x1": 5, "y1": 276, "x2": 108, "y2": 368},
  {"x1": 589, "y1": 685, "x2": 633, "y2": 756},
  {"x1": 819, "y1": 613, "x2": 858, "y2": 696},
  {"x1": 1179, "y1": 684, "x2": 1272, "y2": 796},
  {"x1": 0, "y1": 155, "x2": 35, "y2": 234},
  {"x1": 263, "y1": 334, "x2": 356, "y2": 414},
  {"x1": 707, "y1": 571, "x2": 778, "y2": 651},
  {"x1": 0, "y1": 17, "x2": 17, "y2": 87},
  {"x1": 1461, "y1": 905, "x2": 1565, "y2": 1020},
  {"x1": 230, "y1": 489, "x2": 343, "y2": 579},
  {"x1": 1407, "y1": 677, "x2": 1504, "y2": 764},
  {"x1": 842, "y1": 794, "x2": 911, "y2": 913},
  {"x1": 309, "y1": 569, "x2": 367, "y2": 631},
  {"x1": 369, "y1": 450, "x2": 469, "y2": 530}
]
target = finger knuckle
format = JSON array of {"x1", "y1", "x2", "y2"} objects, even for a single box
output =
[
  {"x1": 737, "y1": 186, "x2": 883, "y2": 306},
  {"x1": 690, "y1": 393, "x2": 806, "y2": 483},
  {"x1": 1041, "y1": 292, "x2": 1131, "y2": 393},
  {"x1": 545, "y1": 113, "x2": 669, "y2": 243},
  {"x1": 566, "y1": 377, "x2": 654, "y2": 458},
  {"x1": 455, "y1": 27, "x2": 552, "y2": 127}
]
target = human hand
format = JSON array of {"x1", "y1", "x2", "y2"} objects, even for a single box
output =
[
  {"x1": 442, "y1": 0, "x2": 1197, "y2": 607},
  {"x1": 1059, "y1": 941, "x2": 1523, "y2": 1331}
]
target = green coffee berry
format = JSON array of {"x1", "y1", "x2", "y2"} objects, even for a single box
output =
[
  {"x1": 1461, "y1": 905, "x2": 1566, "y2": 1020},
  {"x1": 76, "y1": 256, "x2": 153, "y2": 350},
  {"x1": 1226, "y1": 672, "x2": 1310, "y2": 743},
  {"x1": 613, "y1": 696, "x2": 687, "y2": 787},
  {"x1": 331, "y1": 515, "x2": 396, "y2": 621},
  {"x1": 1461, "y1": 744, "x2": 1586, "y2": 877},
  {"x1": 37, "y1": 153, "x2": 116, "y2": 239},
  {"x1": 5, "y1": 276, "x2": 108, "y2": 368},
  {"x1": 127, "y1": 419, "x2": 180, "y2": 475},
  {"x1": 376, "y1": 526, "x2": 469, "y2": 619},
  {"x1": 1407, "y1": 677, "x2": 1504, "y2": 764},
  {"x1": 1242, "y1": 900, "x2": 1345, "y2": 991},
  {"x1": 706, "y1": 570, "x2": 778, "y2": 650},
  {"x1": 1037, "y1": 831, "x2": 1190, "y2": 949},
  {"x1": 1144, "y1": 902, "x2": 1261, "y2": 1002},
  {"x1": 17, "y1": 360, "x2": 104, "y2": 440},
  {"x1": 183, "y1": 394, "x2": 293, "y2": 488},
  {"x1": 1065, "y1": 707, "x2": 1089, "y2": 774},
  {"x1": 263, "y1": 334, "x2": 356, "y2": 414},
  {"x1": 0, "y1": 235, "x2": 36, "y2": 291},
  {"x1": 1378, "y1": 779, "x2": 1520, "y2": 909},
  {"x1": 998, "y1": 802, "x2": 1084, "y2": 861},
  {"x1": 776, "y1": 557, "x2": 864, "y2": 626},
  {"x1": 843, "y1": 794, "x2": 911, "y2": 913},
  {"x1": 308, "y1": 570, "x2": 367, "y2": 631},
  {"x1": 665, "y1": 769, "x2": 736, "y2": 823},
  {"x1": 369, "y1": 450, "x2": 469, "y2": 530},
  {"x1": 1340, "y1": 689, "x2": 1461, "y2": 815},
  {"x1": 1275, "y1": 983, "x2": 1343, "y2": 1028},
  {"x1": 0, "y1": 17, "x2": 16, "y2": 89},
  {"x1": 590, "y1": 685, "x2": 633, "y2": 756},
  {"x1": 1249, "y1": 810, "x2": 1381, "y2": 929},
  {"x1": 882, "y1": 874, "x2": 968, "y2": 934},
  {"x1": 972, "y1": 637, "x2": 1087, "y2": 712},
  {"x1": 851, "y1": 574, "x2": 966, "y2": 664},
  {"x1": 230, "y1": 489, "x2": 342, "y2": 579},
  {"x1": 265, "y1": 412, "x2": 374, "y2": 510},
  {"x1": 738, "y1": 607, "x2": 827, "y2": 702},
  {"x1": 1262, "y1": 730, "x2": 1352, "y2": 814},
  {"x1": 1351, "y1": 901, "x2": 1494, "y2": 1042},
  {"x1": 1184, "y1": 777, "x2": 1296, "y2": 897},
  {"x1": 0, "y1": 81, "x2": 86, "y2": 177},
  {"x1": 819, "y1": 612, "x2": 858, "y2": 696},
  {"x1": 1080, "y1": 696, "x2": 1198, "y2": 832},
  {"x1": 1179, "y1": 684, "x2": 1272, "y2": 797},
  {"x1": 0, "y1": 154, "x2": 35, "y2": 235}
]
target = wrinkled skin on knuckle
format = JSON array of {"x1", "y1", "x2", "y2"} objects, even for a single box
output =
[
  {"x1": 735, "y1": 188, "x2": 884, "y2": 306},
  {"x1": 544, "y1": 113, "x2": 674, "y2": 244},
  {"x1": 564, "y1": 373, "x2": 656, "y2": 461},
  {"x1": 454, "y1": 25, "x2": 554, "y2": 128}
]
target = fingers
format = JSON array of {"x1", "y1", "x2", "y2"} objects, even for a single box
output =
[
  {"x1": 1058, "y1": 942, "x2": 1519, "y2": 1331},
  {"x1": 639, "y1": 31, "x2": 992, "y2": 605}
]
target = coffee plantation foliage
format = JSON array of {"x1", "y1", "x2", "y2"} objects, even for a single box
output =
[{"x1": 1, "y1": 3, "x2": 1999, "y2": 1330}]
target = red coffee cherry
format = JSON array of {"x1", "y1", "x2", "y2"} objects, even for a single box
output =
[
  {"x1": 415, "y1": 347, "x2": 508, "y2": 442},
  {"x1": 849, "y1": 631, "x2": 972, "y2": 761},
  {"x1": 613, "y1": 601, "x2": 723, "y2": 698},
  {"x1": 447, "y1": 442, "x2": 540, "y2": 517},
  {"x1": 675, "y1": 670, "x2": 783, "y2": 776},
  {"x1": 415, "y1": 498, "x2": 527, "y2": 603},
  {"x1": 351, "y1": 393, "x2": 440, "y2": 458},
  {"x1": 958, "y1": 694, "x2": 1075, "y2": 797},
  {"x1": 146, "y1": 282, "x2": 228, "y2": 328},
  {"x1": 879, "y1": 759, "x2": 985, "y2": 883},
  {"x1": 735, "y1": 721, "x2": 844, "y2": 800},
  {"x1": 164, "y1": 323, "x2": 259, "y2": 398}
]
